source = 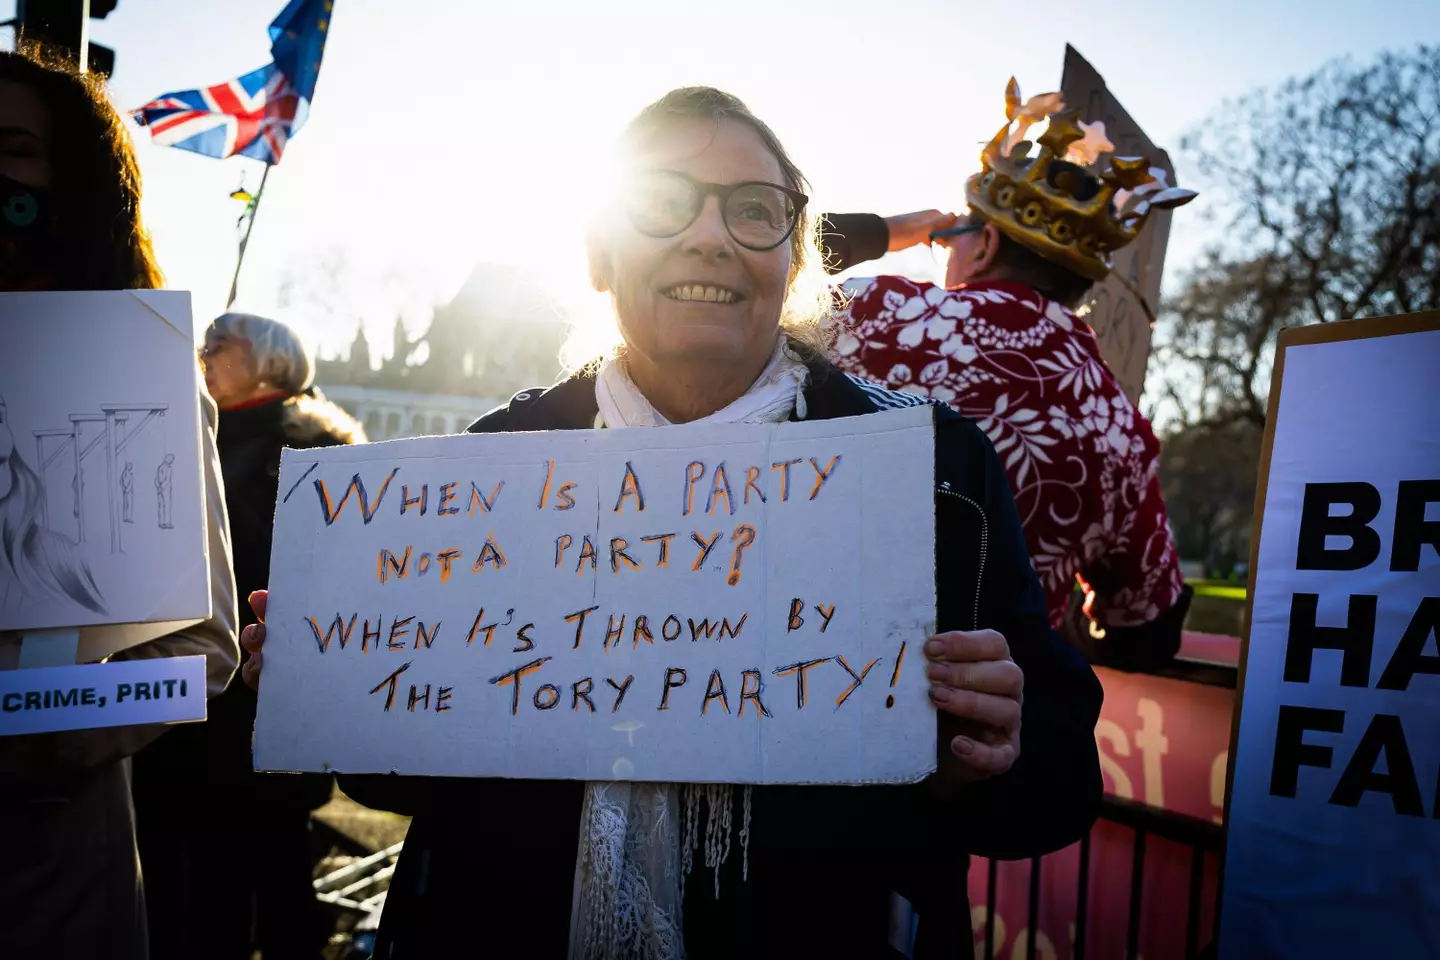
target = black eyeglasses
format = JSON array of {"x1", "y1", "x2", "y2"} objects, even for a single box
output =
[
  {"x1": 620, "y1": 170, "x2": 809, "y2": 252},
  {"x1": 929, "y1": 223, "x2": 985, "y2": 244}
]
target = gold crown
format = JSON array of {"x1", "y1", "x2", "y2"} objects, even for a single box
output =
[{"x1": 964, "y1": 78, "x2": 1197, "y2": 281}]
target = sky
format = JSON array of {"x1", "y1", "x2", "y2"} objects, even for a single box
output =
[{"x1": 5, "y1": 0, "x2": 1438, "y2": 362}]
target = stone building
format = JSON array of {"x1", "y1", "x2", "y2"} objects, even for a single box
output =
[{"x1": 314, "y1": 263, "x2": 567, "y2": 440}]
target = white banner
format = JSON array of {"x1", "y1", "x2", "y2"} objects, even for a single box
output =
[
  {"x1": 0, "y1": 654, "x2": 207, "y2": 736},
  {"x1": 254, "y1": 406, "x2": 939, "y2": 784},
  {"x1": 1221, "y1": 316, "x2": 1440, "y2": 956}
]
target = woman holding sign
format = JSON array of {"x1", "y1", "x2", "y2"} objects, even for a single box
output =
[
  {"x1": 0, "y1": 48, "x2": 239, "y2": 960},
  {"x1": 244, "y1": 86, "x2": 1102, "y2": 960}
]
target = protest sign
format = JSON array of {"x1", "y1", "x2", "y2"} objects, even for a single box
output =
[
  {"x1": 0, "y1": 291, "x2": 212, "y2": 642},
  {"x1": 1061, "y1": 44, "x2": 1179, "y2": 403},
  {"x1": 254, "y1": 406, "x2": 938, "y2": 784},
  {"x1": 1219, "y1": 312, "x2": 1440, "y2": 957},
  {"x1": 0, "y1": 655, "x2": 207, "y2": 736}
]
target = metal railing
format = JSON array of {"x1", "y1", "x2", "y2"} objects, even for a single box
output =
[{"x1": 977, "y1": 796, "x2": 1224, "y2": 960}]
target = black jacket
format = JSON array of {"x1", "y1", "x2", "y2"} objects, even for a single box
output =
[{"x1": 343, "y1": 361, "x2": 1102, "y2": 959}]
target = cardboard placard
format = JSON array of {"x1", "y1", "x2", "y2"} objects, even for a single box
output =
[
  {"x1": 0, "y1": 291, "x2": 212, "y2": 639},
  {"x1": 0, "y1": 655, "x2": 207, "y2": 736},
  {"x1": 254, "y1": 407, "x2": 938, "y2": 784},
  {"x1": 1061, "y1": 44, "x2": 1178, "y2": 403},
  {"x1": 1220, "y1": 311, "x2": 1440, "y2": 956}
]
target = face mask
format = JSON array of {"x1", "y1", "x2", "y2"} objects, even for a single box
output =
[{"x1": 0, "y1": 173, "x2": 58, "y2": 289}]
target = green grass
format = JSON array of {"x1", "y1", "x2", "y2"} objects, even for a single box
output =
[{"x1": 1189, "y1": 580, "x2": 1248, "y2": 601}]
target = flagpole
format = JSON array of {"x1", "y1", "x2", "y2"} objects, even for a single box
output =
[{"x1": 226, "y1": 161, "x2": 272, "y2": 309}]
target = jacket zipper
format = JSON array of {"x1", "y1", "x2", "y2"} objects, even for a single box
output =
[{"x1": 938, "y1": 483, "x2": 988, "y2": 630}]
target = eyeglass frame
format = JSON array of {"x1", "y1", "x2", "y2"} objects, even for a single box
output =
[{"x1": 620, "y1": 169, "x2": 810, "y2": 252}]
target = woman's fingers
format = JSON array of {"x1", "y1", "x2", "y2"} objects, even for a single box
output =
[
  {"x1": 949, "y1": 735, "x2": 1018, "y2": 778},
  {"x1": 928, "y1": 684, "x2": 1022, "y2": 729},
  {"x1": 240, "y1": 621, "x2": 266, "y2": 656},
  {"x1": 248, "y1": 589, "x2": 268, "y2": 623},
  {"x1": 924, "y1": 657, "x2": 1023, "y2": 698},
  {"x1": 241, "y1": 652, "x2": 262, "y2": 692},
  {"x1": 924, "y1": 629, "x2": 1011, "y2": 664}
]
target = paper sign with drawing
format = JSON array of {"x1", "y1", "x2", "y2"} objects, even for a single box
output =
[
  {"x1": 0, "y1": 291, "x2": 211, "y2": 636},
  {"x1": 254, "y1": 406, "x2": 938, "y2": 784}
]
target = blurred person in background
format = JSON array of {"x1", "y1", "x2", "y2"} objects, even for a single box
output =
[
  {"x1": 820, "y1": 79, "x2": 1196, "y2": 671},
  {"x1": 0, "y1": 47, "x2": 238, "y2": 960},
  {"x1": 133, "y1": 312, "x2": 365, "y2": 960}
]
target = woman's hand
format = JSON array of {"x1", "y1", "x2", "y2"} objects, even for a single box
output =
[
  {"x1": 240, "y1": 589, "x2": 268, "y2": 691},
  {"x1": 884, "y1": 210, "x2": 959, "y2": 252},
  {"x1": 925, "y1": 629, "x2": 1023, "y2": 782}
]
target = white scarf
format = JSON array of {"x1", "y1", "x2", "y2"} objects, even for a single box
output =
[{"x1": 570, "y1": 338, "x2": 810, "y2": 960}]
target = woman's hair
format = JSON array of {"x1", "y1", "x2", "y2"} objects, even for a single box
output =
[
  {"x1": 568, "y1": 86, "x2": 835, "y2": 368},
  {"x1": 0, "y1": 47, "x2": 164, "y2": 291},
  {"x1": 207, "y1": 312, "x2": 316, "y2": 396}
]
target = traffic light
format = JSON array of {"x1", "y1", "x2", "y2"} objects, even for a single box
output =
[{"x1": 15, "y1": 0, "x2": 117, "y2": 76}]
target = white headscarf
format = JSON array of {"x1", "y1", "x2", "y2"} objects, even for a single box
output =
[{"x1": 570, "y1": 337, "x2": 810, "y2": 960}]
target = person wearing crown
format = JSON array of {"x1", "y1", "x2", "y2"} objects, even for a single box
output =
[{"x1": 821, "y1": 79, "x2": 1195, "y2": 669}]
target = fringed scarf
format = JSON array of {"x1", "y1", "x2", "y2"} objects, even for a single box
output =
[{"x1": 570, "y1": 338, "x2": 809, "y2": 960}]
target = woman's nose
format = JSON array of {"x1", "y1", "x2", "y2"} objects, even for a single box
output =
[{"x1": 678, "y1": 197, "x2": 733, "y2": 259}]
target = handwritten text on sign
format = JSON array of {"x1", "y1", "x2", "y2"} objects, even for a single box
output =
[{"x1": 253, "y1": 407, "x2": 938, "y2": 784}]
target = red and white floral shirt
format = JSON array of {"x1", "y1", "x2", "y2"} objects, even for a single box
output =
[{"x1": 835, "y1": 276, "x2": 1185, "y2": 630}]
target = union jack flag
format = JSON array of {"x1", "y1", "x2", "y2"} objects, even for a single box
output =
[
  {"x1": 131, "y1": 0, "x2": 331, "y2": 164},
  {"x1": 132, "y1": 65, "x2": 301, "y2": 163}
]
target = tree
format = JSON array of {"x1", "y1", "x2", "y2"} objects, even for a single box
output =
[
  {"x1": 1159, "y1": 420, "x2": 1262, "y2": 575},
  {"x1": 1152, "y1": 46, "x2": 1439, "y2": 427}
]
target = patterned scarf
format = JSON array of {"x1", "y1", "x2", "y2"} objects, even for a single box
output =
[{"x1": 570, "y1": 337, "x2": 809, "y2": 960}]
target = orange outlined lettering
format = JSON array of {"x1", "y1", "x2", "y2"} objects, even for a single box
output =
[
  {"x1": 378, "y1": 546, "x2": 412, "y2": 583},
  {"x1": 706, "y1": 462, "x2": 734, "y2": 516},
  {"x1": 739, "y1": 669, "x2": 771, "y2": 719},
  {"x1": 614, "y1": 461, "x2": 646, "y2": 514},
  {"x1": 834, "y1": 655, "x2": 881, "y2": 708},
  {"x1": 566, "y1": 605, "x2": 600, "y2": 648},
  {"x1": 641, "y1": 533, "x2": 675, "y2": 567},
  {"x1": 702, "y1": 670, "x2": 731, "y2": 715},
  {"x1": 437, "y1": 482, "x2": 461, "y2": 515},
  {"x1": 401, "y1": 484, "x2": 428, "y2": 516},
  {"x1": 744, "y1": 466, "x2": 766, "y2": 505},
  {"x1": 807, "y1": 455, "x2": 842, "y2": 500},
  {"x1": 468, "y1": 480, "x2": 504, "y2": 516},
  {"x1": 489, "y1": 656, "x2": 552, "y2": 715},
  {"x1": 315, "y1": 468, "x2": 399, "y2": 526},
  {"x1": 306, "y1": 613, "x2": 358, "y2": 654},
  {"x1": 683, "y1": 461, "x2": 706, "y2": 516},
  {"x1": 769, "y1": 459, "x2": 802, "y2": 502},
  {"x1": 690, "y1": 530, "x2": 723, "y2": 571},
  {"x1": 774, "y1": 658, "x2": 831, "y2": 709},
  {"x1": 472, "y1": 532, "x2": 508, "y2": 572}
]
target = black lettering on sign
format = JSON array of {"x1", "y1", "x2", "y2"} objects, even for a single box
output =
[
  {"x1": 489, "y1": 657, "x2": 552, "y2": 716},
  {"x1": 774, "y1": 658, "x2": 831, "y2": 709},
  {"x1": 702, "y1": 670, "x2": 730, "y2": 715},
  {"x1": 1283, "y1": 594, "x2": 1376, "y2": 687},
  {"x1": 1391, "y1": 479, "x2": 1440, "y2": 572},
  {"x1": 1329, "y1": 713, "x2": 1424, "y2": 817},
  {"x1": 606, "y1": 675, "x2": 634, "y2": 713},
  {"x1": 1376, "y1": 597, "x2": 1440, "y2": 691},
  {"x1": 659, "y1": 667, "x2": 687, "y2": 710},
  {"x1": 615, "y1": 461, "x2": 646, "y2": 514},
  {"x1": 1296, "y1": 482, "x2": 1381, "y2": 571},
  {"x1": 1269, "y1": 704, "x2": 1343, "y2": 798},
  {"x1": 572, "y1": 678, "x2": 596, "y2": 713},
  {"x1": 369, "y1": 661, "x2": 413, "y2": 712},
  {"x1": 738, "y1": 669, "x2": 771, "y2": 719},
  {"x1": 306, "y1": 613, "x2": 358, "y2": 654},
  {"x1": 566, "y1": 606, "x2": 601, "y2": 649},
  {"x1": 315, "y1": 469, "x2": 399, "y2": 526},
  {"x1": 400, "y1": 484, "x2": 428, "y2": 516}
]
